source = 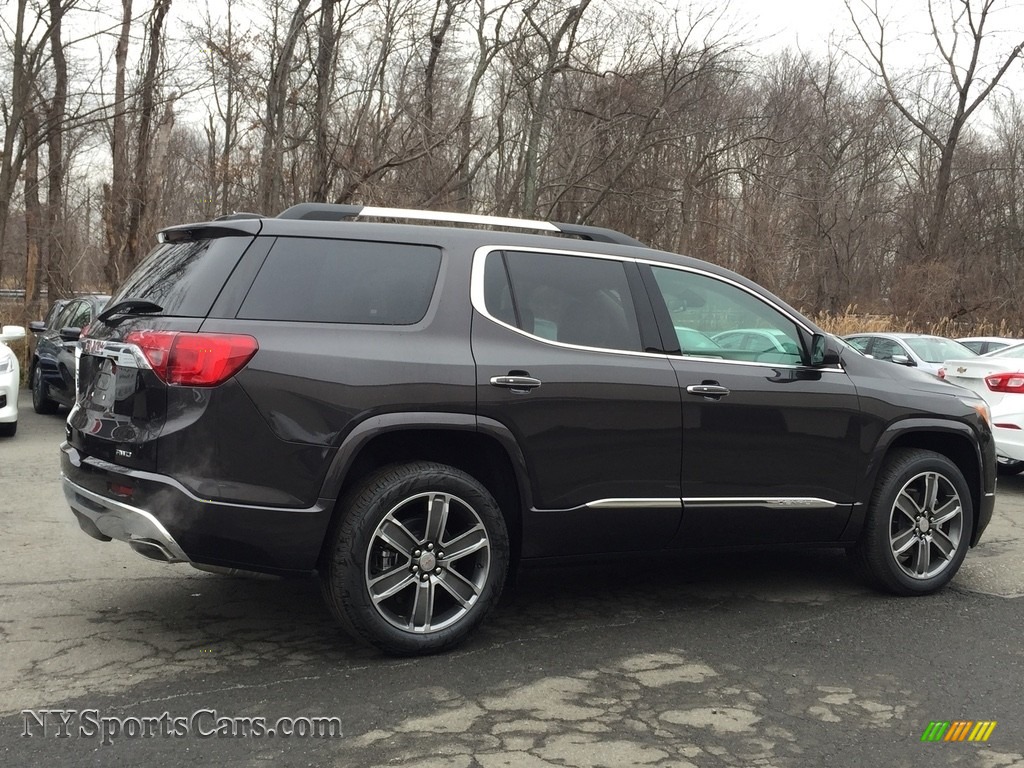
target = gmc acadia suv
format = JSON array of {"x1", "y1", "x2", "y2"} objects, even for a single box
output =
[{"x1": 61, "y1": 204, "x2": 997, "y2": 655}]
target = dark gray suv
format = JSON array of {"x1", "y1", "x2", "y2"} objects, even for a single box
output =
[{"x1": 61, "y1": 204, "x2": 997, "y2": 655}]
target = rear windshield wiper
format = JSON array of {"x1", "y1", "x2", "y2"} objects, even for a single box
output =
[{"x1": 97, "y1": 299, "x2": 164, "y2": 325}]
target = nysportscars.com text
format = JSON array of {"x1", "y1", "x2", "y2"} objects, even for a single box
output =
[{"x1": 22, "y1": 709, "x2": 343, "y2": 746}]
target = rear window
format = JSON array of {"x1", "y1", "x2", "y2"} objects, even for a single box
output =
[
  {"x1": 237, "y1": 238, "x2": 442, "y2": 325},
  {"x1": 111, "y1": 236, "x2": 252, "y2": 317}
]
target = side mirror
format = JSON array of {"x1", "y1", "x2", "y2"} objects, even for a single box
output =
[
  {"x1": 0, "y1": 325, "x2": 27, "y2": 343},
  {"x1": 59, "y1": 327, "x2": 82, "y2": 343},
  {"x1": 891, "y1": 354, "x2": 915, "y2": 366},
  {"x1": 810, "y1": 333, "x2": 842, "y2": 367},
  {"x1": 28, "y1": 321, "x2": 46, "y2": 334}
]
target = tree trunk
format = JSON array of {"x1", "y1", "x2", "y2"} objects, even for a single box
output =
[
  {"x1": 259, "y1": 0, "x2": 313, "y2": 214},
  {"x1": 45, "y1": 0, "x2": 71, "y2": 301},
  {"x1": 312, "y1": 0, "x2": 337, "y2": 201},
  {"x1": 103, "y1": 0, "x2": 134, "y2": 289},
  {"x1": 23, "y1": 108, "x2": 43, "y2": 324}
]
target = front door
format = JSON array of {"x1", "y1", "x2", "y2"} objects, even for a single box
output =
[{"x1": 642, "y1": 263, "x2": 862, "y2": 546}]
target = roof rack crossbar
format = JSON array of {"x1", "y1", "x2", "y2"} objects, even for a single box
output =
[{"x1": 276, "y1": 203, "x2": 644, "y2": 247}]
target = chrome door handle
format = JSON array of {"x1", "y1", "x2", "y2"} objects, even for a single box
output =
[
  {"x1": 490, "y1": 375, "x2": 542, "y2": 393},
  {"x1": 686, "y1": 384, "x2": 730, "y2": 399}
]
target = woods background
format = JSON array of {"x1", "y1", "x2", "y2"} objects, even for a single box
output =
[{"x1": 1, "y1": 0, "x2": 1023, "y2": 331}]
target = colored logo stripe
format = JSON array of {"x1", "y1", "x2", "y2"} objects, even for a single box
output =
[
  {"x1": 969, "y1": 722, "x2": 997, "y2": 742},
  {"x1": 921, "y1": 721, "x2": 996, "y2": 742},
  {"x1": 922, "y1": 722, "x2": 949, "y2": 742},
  {"x1": 945, "y1": 721, "x2": 972, "y2": 741}
]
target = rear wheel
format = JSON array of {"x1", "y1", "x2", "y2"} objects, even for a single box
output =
[
  {"x1": 851, "y1": 448, "x2": 972, "y2": 595},
  {"x1": 320, "y1": 461, "x2": 509, "y2": 655},
  {"x1": 31, "y1": 365, "x2": 58, "y2": 415}
]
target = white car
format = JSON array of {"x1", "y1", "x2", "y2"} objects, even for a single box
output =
[
  {"x1": 0, "y1": 325, "x2": 28, "y2": 437},
  {"x1": 956, "y1": 336, "x2": 1023, "y2": 355},
  {"x1": 844, "y1": 332, "x2": 976, "y2": 377},
  {"x1": 940, "y1": 343, "x2": 1024, "y2": 474}
]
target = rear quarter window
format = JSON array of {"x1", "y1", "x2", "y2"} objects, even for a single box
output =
[
  {"x1": 111, "y1": 236, "x2": 253, "y2": 317},
  {"x1": 237, "y1": 238, "x2": 442, "y2": 325}
]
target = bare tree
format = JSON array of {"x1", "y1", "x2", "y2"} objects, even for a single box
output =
[
  {"x1": 0, "y1": 0, "x2": 51, "y2": 292},
  {"x1": 519, "y1": 0, "x2": 592, "y2": 216},
  {"x1": 257, "y1": 0, "x2": 313, "y2": 213},
  {"x1": 44, "y1": 0, "x2": 73, "y2": 302},
  {"x1": 846, "y1": 0, "x2": 1024, "y2": 267},
  {"x1": 103, "y1": 0, "x2": 175, "y2": 288}
]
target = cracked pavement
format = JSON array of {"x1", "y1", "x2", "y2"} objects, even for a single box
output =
[{"x1": 1, "y1": 394, "x2": 1022, "y2": 767}]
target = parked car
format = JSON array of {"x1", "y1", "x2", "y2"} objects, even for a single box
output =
[
  {"x1": 940, "y1": 342, "x2": 1024, "y2": 475},
  {"x1": 29, "y1": 299, "x2": 69, "y2": 353},
  {"x1": 673, "y1": 326, "x2": 723, "y2": 354},
  {"x1": 29, "y1": 294, "x2": 110, "y2": 414},
  {"x1": 0, "y1": 325, "x2": 27, "y2": 437},
  {"x1": 956, "y1": 336, "x2": 1022, "y2": 356},
  {"x1": 712, "y1": 327, "x2": 801, "y2": 356},
  {"x1": 842, "y1": 332, "x2": 976, "y2": 376},
  {"x1": 62, "y1": 204, "x2": 996, "y2": 655}
]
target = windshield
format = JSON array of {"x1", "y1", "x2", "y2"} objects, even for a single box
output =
[{"x1": 905, "y1": 337, "x2": 976, "y2": 364}]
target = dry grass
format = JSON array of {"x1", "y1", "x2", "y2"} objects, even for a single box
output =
[{"x1": 806, "y1": 306, "x2": 1024, "y2": 339}]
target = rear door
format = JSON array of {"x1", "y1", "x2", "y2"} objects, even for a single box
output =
[{"x1": 471, "y1": 247, "x2": 683, "y2": 557}]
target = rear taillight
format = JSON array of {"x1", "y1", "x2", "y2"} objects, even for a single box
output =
[
  {"x1": 937, "y1": 367, "x2": 946, "y2": 379},
  {"x1": 985, "y1": 372, "x2": 1024, "y2": 393},
  {"x1": 125, "y1": 330, "x2": 258, "y2": 386}
]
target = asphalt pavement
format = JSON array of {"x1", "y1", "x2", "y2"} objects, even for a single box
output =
[{"x1": 1, "y1": 394, "x2": 1022, "y2": 767}]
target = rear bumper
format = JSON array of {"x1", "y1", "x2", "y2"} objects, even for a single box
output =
[
  {"x1": 990, "y1": 410, "x2": 1024, "y2": 462},
  {"x1": 63, "y1": 476, "x2": 190, "y2": 563},
  {"x1": 60, "y1": 442, "x2": 334, "y2": 575}
]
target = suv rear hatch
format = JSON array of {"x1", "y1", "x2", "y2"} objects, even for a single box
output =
[{"x1": 68, "y1": 224, "x2": 259, "y2": 472}]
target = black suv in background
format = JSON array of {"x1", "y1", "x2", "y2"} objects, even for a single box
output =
[
  {"x1": 29, "y1": 294, "x2": 110, "y2": 413},
  {"x1": 61, "y1": 205, "x2": 997, "y2": 655}
]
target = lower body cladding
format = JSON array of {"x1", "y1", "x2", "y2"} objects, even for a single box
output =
[{"x1": 60, "y1": 443, "x2": 333, "y2": 575}]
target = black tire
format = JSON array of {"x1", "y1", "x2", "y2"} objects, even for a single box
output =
[
  {"x1": 996, "y1": 458, "x2": 1024, "y2": 476},
  {"x1": 320, "y1": 461, "x2": 509, "y2": 656},
  {"x1": 851, "y1": 448, "x2": 973, "y2": 595},
  {"x1": 0, "y1": 420, "x2": 15, "y2": 437},
  {"x1": 31, "y1": 364, "x2": 59, "y2": 415}
]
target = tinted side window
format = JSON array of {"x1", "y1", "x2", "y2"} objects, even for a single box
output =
[
  {"x1": 52, "y1": 301, "x2": 79, "y2": 330},
  {"x1": 44, "y1": 300, "x2": 69, "y2": 328},
  {"x1": 649, "y1": 266, "x2": 802, "y2": 365},
  {"x1": 870, "y1": 338, "x2": 905, "y2": 362},
  {"x1": 497, "y1": 251, "x2": 642, "y2": 352},
  {"x1": 67, "y1": 301, "x2": 92, "y2": 329},
  {"x1": 238, "y1": 238, "x2": 442, "y2": 325},
  {"x1": 845, "y1": 336, "x2": 871, "y2": 353},
  {"x1": 111, "y1": 236, "x2": 252, "y2": 317}
]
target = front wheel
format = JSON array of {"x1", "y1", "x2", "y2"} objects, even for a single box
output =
[
  {"x1": 320, "y1": 461, "x2": 509, "y2": 655},
  {"x1": 851, "y1": 448, "x2": 973, "y2": 595},
  {"x1": 31, "y1": 365, "x2": 59, "y2": 415},
  {"x1": 0, "y1": 421, "x2": 15, "y2": 437}
]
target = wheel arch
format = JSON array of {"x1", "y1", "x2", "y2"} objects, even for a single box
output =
[
  {"x1": 846, "y1": 419, "x2": 988, "y2": 546},
  {"x1": 316, "y1": 413, "x2": 531, "y2": 569}
]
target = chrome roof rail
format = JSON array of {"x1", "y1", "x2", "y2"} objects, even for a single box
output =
[{"x1": 276, "y1": 203, "x2": 646, "y2": 247}]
